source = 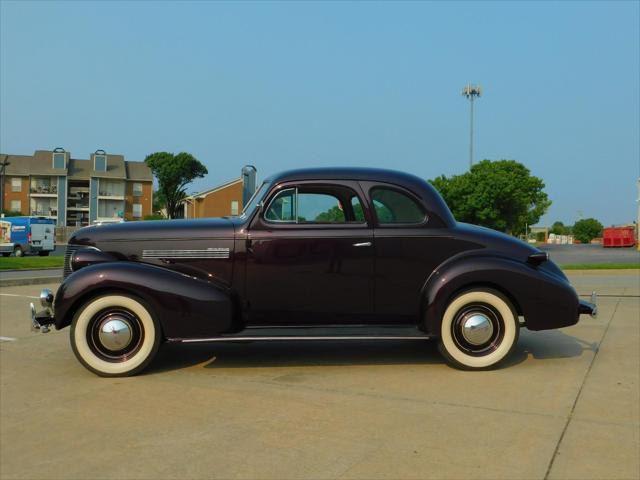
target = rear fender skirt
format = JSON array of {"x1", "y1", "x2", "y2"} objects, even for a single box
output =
[
  {"x1": 54, "y1": 262, "x2": 234, "y2": 338},
  {"x1": 421, "y1": 256, "x2": 579, "y2": 335}
]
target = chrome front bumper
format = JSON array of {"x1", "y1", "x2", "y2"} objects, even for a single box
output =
[
  {"x1": 579, "y1": 291, "x2": 598, "y2": 318},
  {"x1": 30, "y1": 288, "x2": 55, "y2": 333}
]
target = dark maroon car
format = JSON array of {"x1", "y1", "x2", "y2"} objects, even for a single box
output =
[{"x1": 30, "y1": 168, "x2": 597, "y2": 376}]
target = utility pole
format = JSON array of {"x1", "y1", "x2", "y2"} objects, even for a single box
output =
[
  {"x1": 462, "y1": 84, "x2": 482, "y2": 169},
  {"x1": 0, "y1": 158, "x2": 10, "y2": 214}
]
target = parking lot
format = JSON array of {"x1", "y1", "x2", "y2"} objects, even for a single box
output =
[{"x1": 1, "y1": 271, "x2": 638, "y2": 480}]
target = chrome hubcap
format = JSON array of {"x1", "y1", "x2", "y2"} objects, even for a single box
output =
[
  {"x1": 461, "y1": 313, "x2": 494, "y2": 346},
  {"x1": 98, "y1": 317, "x2": 133, "y2": 351}
]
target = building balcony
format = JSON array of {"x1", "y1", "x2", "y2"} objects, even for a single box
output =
[
  {"x1": 98, "y1": 193, "x2": 125, "y2": 200},
  {"x1": 30, "y1": 185, "x2": 57, "y2": 196}
]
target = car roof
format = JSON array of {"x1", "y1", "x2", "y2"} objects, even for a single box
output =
[
  {"x1": 265, "y1": 167, "x2": 425, "y2": 186},
  {"x1": 264, "y1": 167, "x2": 456, "y2": 228}
]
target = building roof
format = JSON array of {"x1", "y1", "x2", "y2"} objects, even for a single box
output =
[
  {"x1": 93, "y1": 154, "x2": 126, "y2": 179},
  {"x1": 184, "y1": 178, "x2": 242, "y2": 200},
  {"x1": 0, "y1": 154, "x2": 35, "y2": 176},
  {"x1": 31, "y1": 150, "x2": 69, "y2": 175},
  {"x1": 125, "y1": 161, "x2": 153, "y2": 181},
  {"x1": 0, "y1": 150, "x2": 153, "y2": 182},
  {"x1": 67, "y1": 159, "x2": 92, "y2": 180}
]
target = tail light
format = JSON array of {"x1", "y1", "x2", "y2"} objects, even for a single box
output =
[{"x1": 28, "y1": 232, "x2": 32, "y2": 243}]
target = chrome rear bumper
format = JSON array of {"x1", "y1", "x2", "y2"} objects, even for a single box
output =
[
  {"x1": 579, "y1": 291, "x2": 598, "y2": 318},
  {"x1": 29, "y1": 288, "x2": 55, "y2": 333}
]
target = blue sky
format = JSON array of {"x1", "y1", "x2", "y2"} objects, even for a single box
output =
[{"x1": 1, "y1": 1, "x2": 638, "y2": 226}]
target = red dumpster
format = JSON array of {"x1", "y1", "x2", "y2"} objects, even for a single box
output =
[{"x1": 603, "y1": 227, "x2": 636, "y2": 248}]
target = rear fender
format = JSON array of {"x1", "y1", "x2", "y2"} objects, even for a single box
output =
[
  {"x1": 421, "y1": 255, "x2": 579, "y2": 335},
  {"x1": 54, "y1": 262, "x2": 234, "y2": 338}
]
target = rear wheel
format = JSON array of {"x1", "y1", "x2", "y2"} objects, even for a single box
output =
[
  {"x1": 13, "y1": 246, "x2": 23, "y2": 257},
  {"x1": 438, "y1": 288, "x2": 519, "y2": 370},
  {"x1": 70, "y1": 294, "x2": 162, "y2": 377}
]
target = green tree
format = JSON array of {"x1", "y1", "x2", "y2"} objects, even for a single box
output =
[
  {"x1": 152, "y1": 189, "x2": 166, "y2": 216},
  {"x1": 550, "y1": 221, "x2": 571, "y2": 235},
  {"x1": 572, "y1": 218, "x2": 603, "y2": 244},
  {"x1": 430, "y1": 159, "x2": 551, "y2": 236},
  {"x1": 144, "y1": 152, "x2": 207, "y2": 219}
]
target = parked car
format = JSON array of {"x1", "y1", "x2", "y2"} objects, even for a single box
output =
[
  {"x1": 30, "y1": 168, "x2": 597, "y2": 376},
  {"x1": 0, "y1": 216, "x2": 56, "y2": 257}
]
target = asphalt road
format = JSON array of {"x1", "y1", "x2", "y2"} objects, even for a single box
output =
[
  {"x1": 1, "y1": 272, "x2": 638, "y2": 479},
  {"x1": 539, "y1": 243, "x2": 640, "y2": 265}
]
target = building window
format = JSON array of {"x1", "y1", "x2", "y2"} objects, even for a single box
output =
[
  {"x1": 11, "y1": 177, "x2": 21, "y2": 192},
  {"x1": 10, "y1": 200, "x2": 21, "y2": 212},
  {"x1": 132, "y1": 203, "x2": 142, "y2": 218},
  {"x1": 53, "y1": 152, "x2": 66, "y2": 169},
  {"x1": 98, "y1": 180, "x2": 125, "y2": 197},
  {"x1": 230, "y1": 200, "x2": 239, "y2": 216},
  {"x1": 133, "y1": 182, "x2": 143, "y2": 197}
]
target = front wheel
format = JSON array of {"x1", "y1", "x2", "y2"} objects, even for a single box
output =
[
  {"x1": 14, "y1": 246, "x2": 23, "y2": 257},
  {"x1": 70, "y1": 294, "x2": 162, "y2": 377},
  {"x1": 438, "y1": 288, "x2": 519, "y2": 370}
]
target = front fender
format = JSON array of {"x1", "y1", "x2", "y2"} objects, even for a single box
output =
[
  {"x1": 54, "y1": 262, "x2": 234, "y2": 338},
  {"x1": 422, "y1": 255, "x2": 579, "y2": 335}
]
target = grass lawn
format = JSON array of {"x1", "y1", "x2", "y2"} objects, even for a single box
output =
[
  {"x1": 560, "y1": 263, "x2": 639, "y2": 270},
  {"x1": 0, "y1": 256, "x2": 64, "y2": 270}
]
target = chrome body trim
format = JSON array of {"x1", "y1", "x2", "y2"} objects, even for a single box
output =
[
  {"x1": 170, "y1": 335, "x2": 431, "y2": 343},
  {"x1": 142, "y1": 248, "x2": 230, "y2": 259}
]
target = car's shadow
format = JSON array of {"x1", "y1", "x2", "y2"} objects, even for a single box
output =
[{"x1": 147, "y1": 329, "x2": 599, "y2": 374}]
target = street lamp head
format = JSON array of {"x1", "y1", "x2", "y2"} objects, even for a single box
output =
[{"x1": 461, "y1": 84, "x2": 482, "y2": 98}]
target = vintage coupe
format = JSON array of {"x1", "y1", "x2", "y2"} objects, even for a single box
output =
[{"x1": 31, "y1": 168, "x2": 597, "y2": 376}]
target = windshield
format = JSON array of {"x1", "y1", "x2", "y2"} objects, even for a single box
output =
[{"x1": 240, "y1": 181, "x2": 271, "y2": 218}]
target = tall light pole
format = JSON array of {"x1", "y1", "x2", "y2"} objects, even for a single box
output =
[{"x1": 462, "y1": 84, "x2": 482, "y2": 169}]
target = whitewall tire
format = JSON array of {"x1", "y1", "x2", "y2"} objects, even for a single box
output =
[
  {"x1": 70, "y1": 294, "x2": 161, "y2": 377},
  {"x1": 438, "y1": 288, "x2": 519, "y2": 370}
]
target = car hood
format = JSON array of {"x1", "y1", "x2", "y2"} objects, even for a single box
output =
[{"x1": 69, "y1": 218, "x2": 235, "y2": 246}]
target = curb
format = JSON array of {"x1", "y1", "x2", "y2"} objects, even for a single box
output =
[{"x1": 0, "y1": 276, "x2": 62, "y2": 287}]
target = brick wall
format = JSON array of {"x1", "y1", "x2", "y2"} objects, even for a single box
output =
[
  {"x1": 187, "y1": 181, "x2": 243, "y2": 218},
  {"x1": 2, "y1": 176, "x2": 29, "y2": 214},
  {"x1": 124, "y1": 181, "x2": 153, "y2": 220}
]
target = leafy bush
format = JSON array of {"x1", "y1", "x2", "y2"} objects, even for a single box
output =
[
  {"x1": 573, "y1": 218, "x2": 603, "y2": 244},
  {"x1": 143, "y1": 214, "x2": 166, "y2": 221}
]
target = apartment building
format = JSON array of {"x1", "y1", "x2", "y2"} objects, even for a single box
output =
[{"x1": 1, "y1": 148, "x2": 153, "y2": 226}]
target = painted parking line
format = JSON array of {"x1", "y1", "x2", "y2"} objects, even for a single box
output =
[{"x1": 0, "y1": 337, "x2": 17, "y2": 342}]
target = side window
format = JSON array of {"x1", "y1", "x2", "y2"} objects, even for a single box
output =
[
  {"x1": 351, "y1": 196, "x2": 365, "y2": 222},
  {"x1": 370, "y1": 187, "x2": 426, "y2": 225},
  {"x1": 264, "y1": 186, "x2": 367, "y2": 224},
  {"x1": 264, "y1": 189, "x2": 296, "y2": 222},
  {"x1": 299, "y1": 193, "x2": 344, "y2": 223}
]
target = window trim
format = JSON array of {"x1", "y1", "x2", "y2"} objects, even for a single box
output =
[
  {"x1": 10, "y1": 200, "x2": 21, "y2": 212},
  {"x1": 11, "y1": 177, "x2": 22, "y2": 192},
  {"x1": 132, "y1": 182, "x2": 143, "y2": 197},
  {"x1": 94, "y1": 154, "x2": 107, "y2": 172},
  {"x1": 368, "y1": 184, "x2": 429, "y2": 228},
  {"x1": 132, "y1": 203, "x2": 143, "y2": 218},
  {"x1": 263, "y1": 187, "x2": 298, "y2": 224},
  {"x1": 261, "y1": 183, "x2": 369, "y2": 228}
]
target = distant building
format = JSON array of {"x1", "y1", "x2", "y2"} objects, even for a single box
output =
[
  {"x1": 182, "y1": 166, "x2": 256, "y2": 219},
  {"x1": 0, "y1": 148, "x2": 153, "y2": 227}
]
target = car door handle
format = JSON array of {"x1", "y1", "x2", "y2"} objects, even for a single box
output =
[{"x1": 352, "y1": 242, "x2": 372, "y2": 247}]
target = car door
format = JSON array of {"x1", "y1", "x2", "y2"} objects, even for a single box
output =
[
  {"x1": 361, "y1": 182, "x2": 435, "y2": 323},
  {"x1": 245, "y1": 181, "x2": 375, "y2": 326}
]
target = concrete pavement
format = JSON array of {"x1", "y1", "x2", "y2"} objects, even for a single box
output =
[{"x1": 0, "y1": 272, "x2": 638, "y2": 479}]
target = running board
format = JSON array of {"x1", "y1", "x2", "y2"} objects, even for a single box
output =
[{"x1": 167, "y1": 325, "x2": 431, "y2": 344}]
